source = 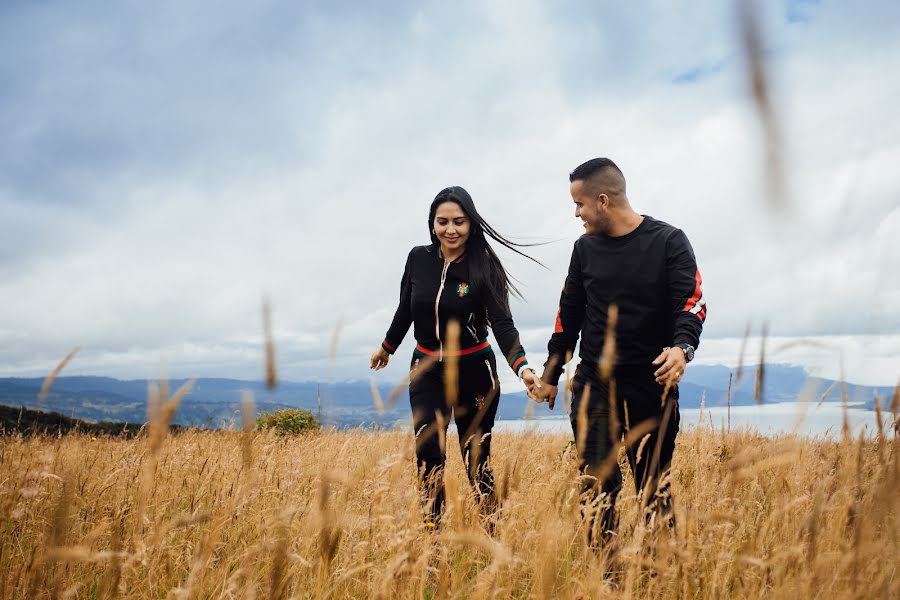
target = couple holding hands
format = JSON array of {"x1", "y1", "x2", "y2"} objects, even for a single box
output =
[{"x1": 370, "y1": 157, "x2": 706, "y2": 545}]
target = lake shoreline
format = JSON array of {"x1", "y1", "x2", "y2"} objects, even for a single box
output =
[{"x1": 488, "y1": 400, "x2": 894, "y2": 439}]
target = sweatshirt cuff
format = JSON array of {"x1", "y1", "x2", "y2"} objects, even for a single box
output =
[
  {"x1": 543, "y1": 356, "x2": 565, "y2": 386},
  {"x1": 511, "y1": 354, "x2": 529, "y2": 377},
  {"x1": 672, "y1": 334, "x2": 698, "y2": 348},
  {"x1": 381, "y1": 339, "x2": 397, "y2": 355}
]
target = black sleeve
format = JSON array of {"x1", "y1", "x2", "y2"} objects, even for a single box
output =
[
  {"x1": 667, "y1": 229, "x2": 706, "y2": 348},
  {"x1": 544, "y1": 243, "x2": 586, "y2": 385},
  {"x1": 381, "y1": 249, "x2": 414, "y2": 354},
  {"x1": 484, "y1": 287, "x2": 530, "y2": 377}
]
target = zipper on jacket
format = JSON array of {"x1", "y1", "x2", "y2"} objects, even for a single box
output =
[
  {"x1": 466, "y1": 312, "x2": 478, "y2": 340},
  {"x1": 434, "y1": 259, "x2": 451, "y2": 360}
]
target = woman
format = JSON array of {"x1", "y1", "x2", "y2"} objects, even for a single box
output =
[{"x1": 370, "y1": 186, "x2": 542, "y2": 529}]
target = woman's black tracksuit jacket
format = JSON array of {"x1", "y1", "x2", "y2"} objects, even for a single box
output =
[{"x1": 381, "y1": 243, "x2": 530, "y2": 523}]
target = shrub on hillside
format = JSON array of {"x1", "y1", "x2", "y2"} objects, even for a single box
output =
[{"x1": 255, "y1": 408, "x2": 320, "y2": 436}]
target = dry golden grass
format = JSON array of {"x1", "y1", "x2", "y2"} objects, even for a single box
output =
[{"x1": 1, "y1": 420, "x2": 897, "y2": 599}]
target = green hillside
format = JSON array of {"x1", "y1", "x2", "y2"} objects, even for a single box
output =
[{"x1": 0, "y1": 404, "x2": 172, "y2": 437}]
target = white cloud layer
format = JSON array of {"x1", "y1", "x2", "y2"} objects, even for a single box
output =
[{"x1": 1, "y1": 1, "x2": 898, "y2": 385}]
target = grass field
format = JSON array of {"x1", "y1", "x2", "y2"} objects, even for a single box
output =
[{"x1": 2, "y1": 415, "x2": 897, "y2": 599}]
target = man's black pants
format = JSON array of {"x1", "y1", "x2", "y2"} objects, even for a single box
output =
[
  {"x1": 409, "y1": 353, "x2": 500, "y2": 526},
  {"x1": 570, "y1": 364, "x2": 680, "y2": 546}
]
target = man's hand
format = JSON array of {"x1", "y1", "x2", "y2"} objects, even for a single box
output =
[
  {"x1": 528, "y1": 370, "x2": 559, "y2": 410},
  {"x1": 652, "y1": 346, "x2": 686, "y2": 387},
  {"x1": 539, "y1": 384, "x2": 559, "y2": 410},
  {"x1": 370, "y1": 347, "x2": 390, "y2": 370}
]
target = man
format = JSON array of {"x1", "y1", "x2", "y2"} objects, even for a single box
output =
[{"x1": 530, "y1": 157, "x2": 706, "y2": 548}]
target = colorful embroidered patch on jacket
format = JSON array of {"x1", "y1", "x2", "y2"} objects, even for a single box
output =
[
  {"x1": 457, "y1": 282, "x2": 470, "y2": 297},
  {"x1": 475, "y1": 394, "x2": 485, "y2": 410}
]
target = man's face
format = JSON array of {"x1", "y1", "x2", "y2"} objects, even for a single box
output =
[{"x1": 570, "y1": 180, "x2": 607, "y2": 234}]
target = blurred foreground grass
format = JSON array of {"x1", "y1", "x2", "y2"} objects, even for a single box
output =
[{"x1": 1, "y1": 424, "x2": 897, "y2": 599}]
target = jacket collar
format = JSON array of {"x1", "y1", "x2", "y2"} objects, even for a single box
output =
[{"x1": 430, "y1": 242, "x2": 466, "y2": 263}]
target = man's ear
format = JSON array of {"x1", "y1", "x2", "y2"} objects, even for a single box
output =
[{"x1": 597, "y1": 193, "x2": 609, "y2": 209}]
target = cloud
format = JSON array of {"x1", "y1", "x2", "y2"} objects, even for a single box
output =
[{"x1": 0, "y1": 1, "x2": 898, "y2": 386}]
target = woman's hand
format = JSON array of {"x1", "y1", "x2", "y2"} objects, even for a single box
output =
[
  {"x1": 520, "y1": 368, "x2": 543, "y2": 399},
  {"x1": 370, "y1": 348, "x2": 390, "y2": 370}
]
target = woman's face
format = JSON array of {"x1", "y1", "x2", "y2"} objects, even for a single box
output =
[{"x1": 433, "y1": 201, "x2": 471, "y2": 253}]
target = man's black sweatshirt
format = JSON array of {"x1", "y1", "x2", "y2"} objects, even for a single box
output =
[{"x1": 545, "y1": 216, "x2": 706, "y2": 385}]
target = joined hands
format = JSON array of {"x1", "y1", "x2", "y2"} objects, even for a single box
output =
[{"x1": 523, "y1": 369, "x2": 558, "y2": 410}]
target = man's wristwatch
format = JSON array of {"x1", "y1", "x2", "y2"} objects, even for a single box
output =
[{"x1": 675, "y1": 343, "x2": 695, "y2": 363}]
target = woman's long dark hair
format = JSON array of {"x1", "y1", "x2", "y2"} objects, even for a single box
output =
[{"x1": 428, "y1": 186, "x2": 543, "y2": 308}]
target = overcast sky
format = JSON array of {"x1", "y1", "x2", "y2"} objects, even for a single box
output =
[{"x1": 1, "y1": 0, "x2": 898, "y2": 387}]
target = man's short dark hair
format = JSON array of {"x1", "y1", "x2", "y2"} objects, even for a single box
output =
[
  {"x1": 569, "y1": 157, "x2": 627, "y2": 199},
  {"x1": 569, "y1": 157, "x2": 624, "y2": 183}
]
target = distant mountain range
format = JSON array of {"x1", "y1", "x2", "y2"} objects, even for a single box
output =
[{"x1": 0, "y1": 364, "x2": 894, "y2": 430}]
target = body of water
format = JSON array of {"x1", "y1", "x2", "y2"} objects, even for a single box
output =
[{"x1": 491, "y1": 402, "x2": 894, "y2": 439}]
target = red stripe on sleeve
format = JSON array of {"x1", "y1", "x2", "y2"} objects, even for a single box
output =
[
  {"x1": 684, "y1": 269, "x2": 703, "y2": 312},
  {"x1": 512, "y1": 356, "x2": 528, "y2": 372}
]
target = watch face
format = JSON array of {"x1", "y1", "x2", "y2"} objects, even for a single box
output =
[{"x1": 679, "y1": 344, "x2": 695, "y2": 362}]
